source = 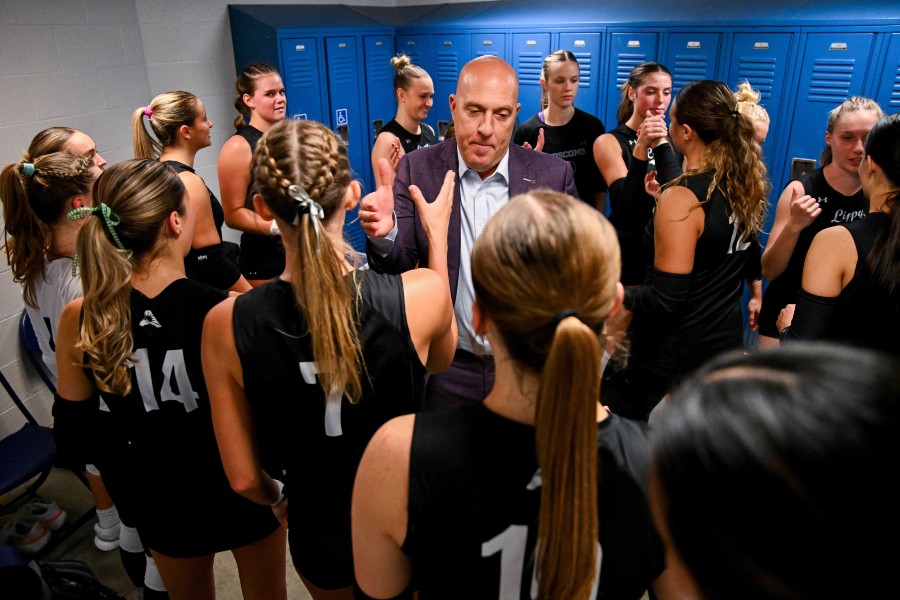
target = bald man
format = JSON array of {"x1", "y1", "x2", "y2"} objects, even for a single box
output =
[{"x1": 363, "y1": 56, "x2": 577, "y2": 408}]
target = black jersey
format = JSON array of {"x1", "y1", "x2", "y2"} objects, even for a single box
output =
[
  {"x1": 514, "y1": 109, "x2": 606, "y2": 205},
  {"x1": 404, "y1": 404, "x2": 664, "y2": 600},
  {"x1": 629, "y1": 170, "x2": 758, "y2": 379},
  {"x1": 759, "y1": 168, "x2": 868, "y2": 336},
  {"x1": 377, "y1": 119, "x2": 436, "y2": 154},
  {"x1": 231, "y1": 124, "x2": 284, "y2": 280},
  {"x1": 92, "y1": 279, "x2": 278, "y2": 557},
  {"x1": 232, "y1": 271, "x2": 425, "y2": 588},
  {"x1": 790, "y1": 212, "x2": 899, "y2": 355}
]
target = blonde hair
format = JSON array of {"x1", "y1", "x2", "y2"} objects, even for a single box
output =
[
  {"x1": 1, "y1": 151, "x2": 95, "y2": 306},
  {"x1": 233, "y1": 63, "x2": 279, "y2": 129},
  {"x1": 76, "y1": 159, "x2": 185, "y2": 395},
  {"x1": 669, "y1": 80, "x2": 770, "y2": 238},
  {"x1": 391, "y1": 54, "x2": 429, "y2": 98},
  {"x1": 471, "y1": 191, "x2": 621, "y2": 600},
  {"x1": 252, "y1": 120, "x2": 362, "y2": 403},
  {"x1": 820, "y1": 96, "x2": 883, "y2": 166},
  {"x1": 132, "y1": 91, "x2": 200, "y2": 158},
  {"x1": 540, "y1": 50, "x2": 578, "y2": 111},
  {"x1": 734, "y1": 81, "x2": 770, "y2": 126}
]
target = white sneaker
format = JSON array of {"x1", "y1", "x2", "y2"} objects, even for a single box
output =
[
  {"x1": 0, "y1": 517, "x2": 51, "y2": 554},
  {"x1": 20, "y1": 500, "x2": 67, "y2": 531},
  {"x1": 93, "y1": 520, "x2": 120, "y2": 551}
]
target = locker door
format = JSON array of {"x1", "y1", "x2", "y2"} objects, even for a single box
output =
[
  {"x1": 365, "y1": 35, "x2": 397, "y2": 161},
  {"x1": 664, "y1": 33, "x2": 721, "y2": 95},
  {"x1": 430, "y1": 33, "x2": 466, "y2": 132},
  {"x1": 605, "y1": 32, "x2": 659, "y2": 128},
  {"x1": 471, "y1": 32, "x2": 506, "y2": 59},
  {"x1": 280, "y1": 37, "x2": 325, "y2": 122},
  {"x1": 558, "y1": 32, "x2": 602, "y2": 120},
  {"x1": 873, "y1": 33, "x2": 900, "y2": 112},
  {"x1": 325, "y1": 36, "x2": 368, "y2": 250},
  {"x1": 396, "y1": 34, "x2": 429, "y2": 70},
  {"x1": 783, "y1": 33, "x2": 875, "y2": 188},
  {"x1": 512, "y1": 33, "x2": 552, "y2": 122},
  {"x1": 726, "y1": 33, "x2": 794, "y2": 176}
]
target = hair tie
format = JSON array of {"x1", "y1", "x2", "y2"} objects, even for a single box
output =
[
  {"x1": 729, "y1": 109, "x2": 740, "y2": 118},
  {"x1": 20, "y1": 162, "x2": 35, "y2": 178},
  {"x1": 143, "y1": 105, "x2": 153, "y2": 120},
  {"x1": 67, "y1": 203, "x2": 127, "y2": 254},
  {"x1": 287, "y1": 184, "x2": 325, "y2": 245},
  {"x1": 551, "y1": 309, "x2": 581, "y2": 328}
]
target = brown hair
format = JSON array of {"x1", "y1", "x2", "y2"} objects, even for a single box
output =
[
  {"x1": 252, "y1": 120, "x2": 362, "y2": 402},
  {"x1": 391, "y1": 54, "x2": 430, "y2": 98},
  {"x1": 539, "y1": 49, "x2": 579, "y2": 111},
  {"x1": 76, "y1": 159, "x2": 185, "y2": 395},
  {"x1": 233, "y1": 63, "x2": 279, "y2": 129},
  {"x1": 819, "y1": 96, "x2": 883, "y2": 166},
  {"x1": 471, "y1": 191, "x2": 621, "y2": 600},
  {"x1": 1, "y1": 151, "x2": 95, "y2": 306},
  {"x1": 132, "y1": 91, "x2": 200, "y2": 158},
  {"x1": 670, "y1": 80, "x2": 770, "y2": 237},
  {"x1": 617, "y1": 62, "x2": 672, "y2": 125}
]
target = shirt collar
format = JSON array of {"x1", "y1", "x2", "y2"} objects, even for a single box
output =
[{"x1": 456, "y1": 146, "x2": 510, "y2": 184}]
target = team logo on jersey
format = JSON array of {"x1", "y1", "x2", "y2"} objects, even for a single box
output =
[{"x1": 139, "y1": 310, "x2": 162, "y2": 328}]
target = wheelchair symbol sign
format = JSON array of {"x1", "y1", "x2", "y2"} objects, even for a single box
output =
[{"x1": 336, "y1": 109, "x2": 348, "y2": 126}]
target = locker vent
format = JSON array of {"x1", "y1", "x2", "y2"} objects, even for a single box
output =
[
  {"x1": 737, "y1": 56, "x2": 777, "y2": 99},
  {"x1": 672, "y1": 54, "x2": 710, "y2": 92},
  {"x1": 368, "y1": 45, "x2": 394, "y2": 84},
  {"x1": 286, "y1": 56, "x2": 316, "y2": 87},
  {"x1": 615, "y1": 54, "x2": 649, "y2": 88},
  {"x1": 436, "y1": 51, "x2": 460, "y2": 82},
  {"x1": 518, "y1": 52, "x2": 543, "y2": 85},
  {"x1": 806, "y1": 58, "x2": 856, "y2": 103},
  {"x1": 572, "y1": 52, "x2": 593, "y2": 87},
  {"x1": 331, "y1": 52, "x2": 356, "y2": 86},
  {"x1": 888, "y1": 59, "x2": 900, "y2": 108}
]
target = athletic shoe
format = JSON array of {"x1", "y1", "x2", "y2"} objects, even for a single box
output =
[
  {"x1": 93, "y1": 521, "x2": 120, "y2": 551},
  {"x1": 0, "y1": 517, "x2": 51, "y2": 554},
  {"x1": 20, "y1": 500, "x2": 67, "y2": 531}
]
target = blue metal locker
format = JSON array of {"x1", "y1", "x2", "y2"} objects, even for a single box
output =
[
  {"x1": 430, "y1": 33, "x2": 466, "y2": 132},
  {"x1": 873, "y1": 33, "x2": 900, "y2": 112},
  {"x1": 513, "y1": 33, "x2": 552, "y2": 121},
  {"x1": 396, "y1": 34, "x2": 429, "y2": 71},
  {"x1": 782, "y1": 33, "x2": 875, "y2": 188},
  {"x1": 365, "y1": 34, "x2": 397, "y2": 168},
  {"x1": 325, "y1": 35, "x2": 369, "y2": 249},
  {"x1": 280, "y1": 37, "x2": 326, "y2": 123},
  {"x1": 725, "y1": 33, "x2": 795, "y2": 182},
  {"x1": 604, "y1": 32, "x2": 659, "y2": 128},
  {"x1": 664, "y1": 33, "x2": 722, "y2": 95},
  {"x1": 558, "y1": 32, "x2": 602, "y2": 121}
]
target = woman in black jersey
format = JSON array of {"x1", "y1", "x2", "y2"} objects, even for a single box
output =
[
  {"x1": 370, "y1": 54, "x2": 435, "y2": 184},
  {"x1": 758, "y1": 97, "x2": 882, "y2": 346},
  {"x1": 593, "y1": 62, "x2": 680, "y2": 287},
  {"x1": 54, "y1": 159, "x2": 287, "y2": 600},
  {"x1": 778, "y1": 113, "x2": 900, "y2": 356},
  {"x1": 513, "y1": 50, "x2": 606, "y2": 211},
  {"x1": 353, "y1": 191, "x2": 676, "y2": 600},
  {"x1": 203, "y1": 120, "x2": 456, "y2": 600},
  {"x1": 217, "y1": 63, "x2": 287, "y2": 286},
  {"x1": 602, "y1": 80, "x2": 769, "y2": 423},
  {"x1": 133, "y1": 91, "x2": 251, "y2": 292},
  {"x1": 651, "y1": 344, "x2": 900, "y2": 600}
]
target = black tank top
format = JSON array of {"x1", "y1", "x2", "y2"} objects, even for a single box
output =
[
  {"x1": 162, "y1": 160, "x2": 225, "y2": 236},
  {"x1": 234, "y1": 124, "x2": 264, "y2": 209},
  {"x1": 377, "y1": 119, "x2": 436, "y2": 154}
]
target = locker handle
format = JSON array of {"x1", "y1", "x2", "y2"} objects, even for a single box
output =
[
  {"x1": 627, "y1": 40, "x2": 641, "y2": 48},
  {"x1": 443, "y1": 40, "x2": 453, "y2": 46},
  {"x1": 574, "y1": 40, "x2": 586, "y2": 47},
  {"x1": 339, "y1": 42, "x2": 347, "y2": 49},
  {"x1": 830, "y1": 42, "x2": 848, "y2": 50},
  {"x1": 406, "y1": 40, "x2": 416, "y2": 46},
  {"x1": 526, "y1": 40, "x2": 537, "y2": 46},
  {"x1": 295, "y1": 44, "x2": 306, "y2": 51},
  {"x1": 753, "y1": 42, "x2": 770, "y2": 50},
  {"x1": 687, "y1": 41, "x2": 701, "y2": 49},
  {"x1": 375, "y1": 41, "x2": 383, "y2": 47},
  {"x1": 482, "y1": 40, "x2": 493, "y2": 46}
]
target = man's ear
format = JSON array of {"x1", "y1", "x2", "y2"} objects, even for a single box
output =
[
  {"x1": 449, "y1": 94, "x2": 457, "y2": 116},
  {"x1": 253, "y1": 193, "x2": 277, "y2": 220}
]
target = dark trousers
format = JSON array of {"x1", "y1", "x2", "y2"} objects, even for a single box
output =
[
  {"x1": 424, "y1": 349, "x2": 495, "y2": 411},
  {"x1": 601, "y1": 365, "x2": 672, "y2": 423}
]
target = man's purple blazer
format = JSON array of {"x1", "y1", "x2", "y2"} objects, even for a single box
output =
[{"x1": 366, "y1": 139, "x2": 578, "y2": 303}]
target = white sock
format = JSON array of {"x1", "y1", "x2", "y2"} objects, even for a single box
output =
[
  {"x1": 118, "y1": 524, "x2": 144, "y2": 554},
  {"x1": 96, "y1": 505, "x2": 120, "y2": 530},
  {"x1": 144, "y1": 556, "x2": 166, "y2": 592}
]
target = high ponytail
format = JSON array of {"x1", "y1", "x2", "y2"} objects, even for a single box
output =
[{"x1": 132, "y1": 91, "x2": 200, "y2": 158}]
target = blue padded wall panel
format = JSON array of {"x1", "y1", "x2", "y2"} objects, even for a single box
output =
[
  {"x1": 513, "y1": 33, "x2": 552, "y2": 121},
  {"x1": 605, "y1": 32, "x2": 659, "y2": 128},
  {"x1": 663, "y1": 32, "x2": 722, "y2": 95},
  {"x1": 430, "y1": 33, "x2": 467, "y2": 127},
  {"x1": 558, "y1": 32, "x2": 603, "y2": 120},
  {"x1": 874, "y1": 33, "x2": 900, "y2": 112},
  {"x1": 280, "y1": 37, "x2": 325, "y2": 123}
]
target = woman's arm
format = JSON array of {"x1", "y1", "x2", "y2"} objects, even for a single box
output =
[
  {"x1": 352, "y1": 415, "x2": 415, "y2": 598},
  {"x1": 202, "y1": 298, "x2": 284, "y2": 517},
  {"x1": 594, "y1": 133, "x2": 627, "y2": 188},
  {"x1": 761, "y1": 181, "x2": 821, "y2": 280},
  {"x1": 217, "y1": 136, "x2": 276, "y2": 236},
  {"x1": 56, "y1": 298, "x2": 95, "y2": 401},
  {"x1": 371, "y1": 132, "x2": 403, "y2": 186}
]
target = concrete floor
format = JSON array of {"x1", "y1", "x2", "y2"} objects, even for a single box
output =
[{"x1": 5, "y1": 468, "x2": 311, "y2": 599}]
